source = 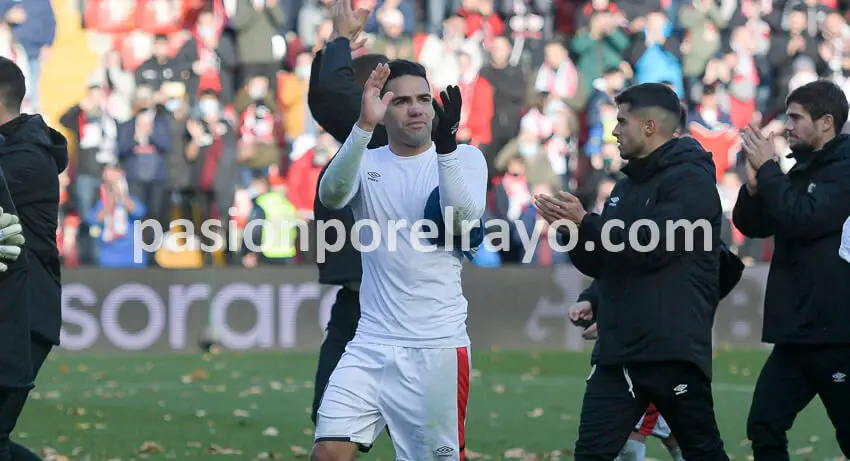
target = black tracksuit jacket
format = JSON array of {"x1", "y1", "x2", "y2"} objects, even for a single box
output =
[
  {"x1": 568, "y1": 136, "x2": 723, "y2": 379},
  {"x1": 733, "y1": 134, "x2": 850, "y2": 346}
]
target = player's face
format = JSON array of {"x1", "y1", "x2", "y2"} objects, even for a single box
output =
[
  {"x1": 784, "y1": 103, "x2": 818, "y2": 151},
  {"x1": 613, "y1": 103, "x2": 645, "y2": 160},
  {"x1": 383, "y1": 75, "x2": 435, "y2": 149}
]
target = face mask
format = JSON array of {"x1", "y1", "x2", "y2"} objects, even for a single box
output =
[
  {"x1": 249, "y1": 87, "x2": 266, "y2": 101},
  {"x1": 199, "y1": 99, "x2": 219, "y2": 117},
  {"x1": 295, "y1": 66, "x2": 311, "y2": 80},
  {"x1": 165, "y1": 99, "x2": 182, "y2": 112},
  {"x1": 198, "y1": 27, "x2": 215, "y2": 41},
  {"x1": 518, "y1": 142, "x2": 538, "y2": 157}
]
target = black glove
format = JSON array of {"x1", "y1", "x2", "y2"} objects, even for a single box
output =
[{"x1": 432, "y1": 85, "x2": 462, "y2": 155}]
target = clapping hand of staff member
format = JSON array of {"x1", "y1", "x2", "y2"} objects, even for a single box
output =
[
  {"x1": 330, "y1": 0, "x2": 370, "y2": 51},
  {"x1": 0, "y1": 207, "x2": 24, "y2": 273},
  {"x1": 534, "y1": 192, "x2": 587, "y2": 226},
  {"x1": 741, "y1": 121, "x2": 777, "y2": 171}
]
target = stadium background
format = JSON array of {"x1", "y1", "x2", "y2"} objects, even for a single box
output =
[{"x1": 10, "y1": 0, "x2": 850, "y2": 458}]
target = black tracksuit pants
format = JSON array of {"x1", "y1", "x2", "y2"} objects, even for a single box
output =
[
  {"x1": 0, "y1": 336, "x2": 53, "y2": 461},
  {"x1": 311, "y1": 286, "x2": 360, "y2": 424},
  {"x1": 747, "y1": 344, "x2": 850, "y2": 460},
  {"x1": 575, "y1": 361, "x2": 728, "y2": 461}
]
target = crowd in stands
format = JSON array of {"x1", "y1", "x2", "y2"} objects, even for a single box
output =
[{"x1": 28, "y1": 0, "x2": 850, "y2": 268}]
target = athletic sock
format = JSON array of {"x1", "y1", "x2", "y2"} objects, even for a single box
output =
[
  {"x1": 667, "y1": 445, "x2": 685, "y2": 461},
  {"x1": 616, "y1": 439, "x2": 646, "y2": 461}
]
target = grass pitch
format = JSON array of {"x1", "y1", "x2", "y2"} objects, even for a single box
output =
[{"x1": 15, "y1": 349, "x2": 844, "y2": 460}]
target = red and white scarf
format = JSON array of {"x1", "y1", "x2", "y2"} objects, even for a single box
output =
[
  {"x1": 534, "y1": 61, "x2": 579, "y2": 100},
  {"x1": 100, "y1": 183, "x2": 128, "y2": 243}
]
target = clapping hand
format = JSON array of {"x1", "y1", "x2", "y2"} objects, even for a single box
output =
[
  {"x1": 534, "y1": 192, "x2": 587, "y2": 226},
  {"x1": 432, "y1": 86, "x2": 462, "y2": 155},
  {"x1": 330, "y1": 0, "x2": 370, "y2": 51},
  {"x1": 741, "y1": 121, "x2": 776, "y2": 171},
  {"x1": 357, "y1": 63, "x2": 393, "y2": 132},
  {"x1": 0, "y1": 207, "x2": 24, "y2": 273}
]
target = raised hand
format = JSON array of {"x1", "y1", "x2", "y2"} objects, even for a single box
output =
[
  {"x1": 330, "y1": 0, "x2": 370, "y2": 49},
  {"x1": 357, "y1": 63, "x2": 393, "y2": 132},
  {"x1": 432, "y1": 85, "x2": 462, "y2": 154}
]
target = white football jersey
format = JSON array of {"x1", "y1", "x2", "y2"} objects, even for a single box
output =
[{"x1": 337, "y1": 137, "x2": 487, "y2": 348}]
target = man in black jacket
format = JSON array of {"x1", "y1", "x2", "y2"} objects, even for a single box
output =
[
  {"x1": 733, "y1": 79, "x2": 850, "y2": 461},
  {"x1": 0, "y1": 56, "x2": 69, "y2": 461},
  {"x1": 535, "y1": 83, "x2": 728, "y2": 461},
  {"x1": 306, "y1": 0, "x2": 388, "y2": 426}
]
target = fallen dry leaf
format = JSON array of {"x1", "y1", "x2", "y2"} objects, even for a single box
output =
[
  {"x1": 58, "y1": 364, "x2": 70, "y2": 373},
  {"x1": 263, "y1": 427, "x2": 279, "y2": 437},
  {"x1": 808, "y1": 435, "x2": 819, "y2": 443},
  {"x1": 270, "y1": 381, "x2": 283, "y2": 390},
  {"x1": 207, "y1": 444, "x2": 242, "y2": 455},
  {"x1": 527, "y1": 408, "x2": 544, "y2": 418},
  {"x1": 234, "y1": 409, "x2": 250, "y2": 418},
  {"x1": 793, "y1": 446, "x2": 813, "y2": 455},
  {"x1": 290, "y1": 445, "x2": 309, "y2": 458},
  {"x1": 492, "y1": 385, "x2": 505, "y2": 394},
  {"x1": 139, "y1": 441, "x2": 163, "y2": 454},
  {"x1": 191, "y1": 370, "x2": 209, "y2": 380},
  {"x1": 303, "y1": 427, "x2": 313, "y2": 435}
]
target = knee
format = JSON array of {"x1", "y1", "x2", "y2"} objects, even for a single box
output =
[{"x1": 310, "y1": 442, "x2": 355, "y2": 461}]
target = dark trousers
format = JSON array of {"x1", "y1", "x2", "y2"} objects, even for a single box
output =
[
  {"x1": 747, "y1": 344, "x2": 850, "y2": 460},
  {"x1": 0, "y1": 337, "x2": 53, "y2": 461},
  {"x1": 575, "y1": 361, "x2": 728, "y2": 461},
  {"x1": 310, "y1": 286, "x2": 360, "y2": 424}
]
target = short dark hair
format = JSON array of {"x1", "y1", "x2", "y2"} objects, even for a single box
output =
[
  {"x1": 352, "y1": 54, "x2": 389, "y2": 89},
  {"x1": 0, "y1": 57, "x2": 26, "y2": 112},
  {"x1": 614, "y1": 82, "x2": 683, "y2": 136},
  {"x1": 383, "y1": 59, "x2": 428, "y2": 93},
  {"x1": 786, "y1": 79, "x2": 849, "y2": 133},
  {"x1": 199, "y1": 89, "x2": 220, "y2": 99},
  {"x1": 603, "y1": 66, "x2": 622, "y2": 76}
]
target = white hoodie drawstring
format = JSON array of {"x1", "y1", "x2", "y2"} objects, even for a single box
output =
[{"x1": 623, "y1": 366, "x2": 635, "y2": 399}]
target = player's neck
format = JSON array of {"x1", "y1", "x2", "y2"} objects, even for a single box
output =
[
  {"x1": 0, "y1": 110, "x2": 19, "y2": 126},
  {"x1": 388, "y1": 139, "x2": 432, "y2": 157}
]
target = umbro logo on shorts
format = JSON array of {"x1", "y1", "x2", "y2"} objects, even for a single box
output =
[
  {"x1": 833, "y1": 372, "x2": 846, "y2": 383},
  {"x1": 435, "y1": 446, "x2": 455, "y2": 457}
]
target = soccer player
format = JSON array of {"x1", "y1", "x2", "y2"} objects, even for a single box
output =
[
  {"x1": 536, "y1": 83, "x2": 729, "y2": 461},
  {"x1": 734, "y1": 79, "x2": 850, "y2": 460},
  {"x1": 312, "y1": 60, "x2": 487, "y2": 461}
]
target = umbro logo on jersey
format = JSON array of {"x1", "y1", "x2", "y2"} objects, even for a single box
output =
[
  {"x1": 435, "y1": 446, "x2": 455, "y2": 457},
  {"x1": 673, "y1": 384, "x2": 688, "y2": 395},
  {"x1": 833, "y1": 372, "x2": 846, "y2": 383},
  {"x1": 367, "y1": 171, "x2": 381, "y2": 182}
]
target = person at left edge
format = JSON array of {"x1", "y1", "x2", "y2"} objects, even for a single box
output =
[
  {"x1": 0, "y1": 56, "x2": 69, "y2": 461},
  {"x1": 535, "y1": 83, "x2": 729, "y2": 461}
]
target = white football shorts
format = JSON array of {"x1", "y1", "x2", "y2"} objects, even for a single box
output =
[
  {"x1": 634, "y1": 403, "x2": 672, "y2": 440},
  {"x1": 314, "y1": 342, "x2": 471, "y2": 461}
]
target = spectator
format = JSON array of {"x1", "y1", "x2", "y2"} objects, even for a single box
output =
[
  {"x1": 59, "y1": 83, "x2": 119, "y2": 264},
  {"x1": 365, "y1": 0, "x2": 417, "y2": 36},
  {"x1": 234, "y1": 75, "x2": 282, "y2": 187},
  {"x1": 687, "y1": 84, "x2": 739, "y2": 181},
  {"x1": 0, "y1": 0, "x2": 55, "y2": 111},
  {"x1": 492, "y1": 155, "x2": 533, "y2": 263},
  {"x1": 456, "y1": 47, "x2": 494, "y2": 147},
  {"x1": 135, "y1": 34, "x2": 183, "y2": 91},
  {"x1": 241, "y1": 175, "x2": 298, "y2": 267},
  {"x1": 418, "y1": 14, "x2": 468, "y2": 90},
  {"x1": 85, "y1": 164, "x2": 148, "y2": 268},
  {"x1": 533, "y1": 40, "x2": 586, "y2": 110},
  {"x1": 480, "y1": 35, "x2": 527, "y2": 178},
  {"x1": 297, "y1": 0, "x2": 333, "y2": 51},
  {"x1": 117, "y1": 85, "x2": 172, "y2": 230},
  {"x1": 177, "y1": 8, "x2": 238, "y2": 105},
  {"x1": 370, "y1": 8, "x2": 415, "y2": 60},
  {"x1": 570, "y1": 11, "x2": 630, "y2": 94},
  {"x1": 89, "y1": 49, "x2": 136, "y2": 122},
  {"x1": 184, "y1": 89, "x2": 238, "y2": 262},
  {"x1": 285, "y1": 130, "x2": 337, "y2": 219},
  {"x1": 163, "y1": 85, "x2": 194, "y2": 221},
  {"x1": 767, "y1": 5, "x2": 825, "y2": 117},
  {"x1": 458, "y1": 0, "x2": 505, "y2": 48},
  {"x1": 230, "y1": 0, "x2": 286, "y2": 86},
  {"x1": 277, "y1": 50, "x2": 315, "y2": 140},
  {"x1": 679, "y1": 0, "x2": 729, "y2": 93},
  {"x1": 624, "y1": 8, "x2": 685, "y2": 97}
]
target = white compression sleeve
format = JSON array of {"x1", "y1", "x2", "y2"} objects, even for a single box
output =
[
  {"x1": 437, "y1": 148, "x2": 488, "y2": 233},
  {"x1": 318, "y1": 124, "x2": 373, "y2": 210}
]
